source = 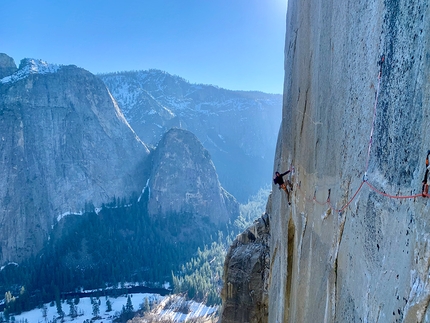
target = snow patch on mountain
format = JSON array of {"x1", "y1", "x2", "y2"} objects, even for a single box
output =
[
  {"x1": 57, "y1": 210, "x2": 84, "y2": 222},
  {"x1": 0, "y1": 58, "x2": 61, "y2": 84},
  {"x1": 138, "y1": 178, "x2": 151, "y2": 202},
  {"x1": 0, "y1": 262, "x2": 18, "y2": 271}
]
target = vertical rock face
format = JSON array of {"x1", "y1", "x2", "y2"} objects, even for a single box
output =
[
  {"x1": 0, "y1": 53, "x2": 17, "y2": 79},
  {"x1": 147, "y1": 128, "x2": 238, "y2": 226},
  {"x1": 220, "y1": 212, "x2": 270, "y2": 323},
  {"x1": 222, "y1": 0, "x2": 430, "y2": 322},
  {"x1": 0, "y1": 58, "x2": 149, "y2": 263},
  {"x1": 270, "y1": 0, "x2": 430, "y2": 322}
]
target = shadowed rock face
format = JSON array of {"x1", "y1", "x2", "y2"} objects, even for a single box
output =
[
  {"x1": 147, "y1": 128, "x2": 238, "y2": 226},
  {"x1": 222, "y1": 0, "x2": 430, "y2": 322},
  {"x1": 220, "y1": 213, "x2": 270, "y2": 323},
  {"x1": 0, "y1": 59, "x2": 149, "y2": 263},
  {"x1": 0, "y1": 53, "x2": 17, "y2": 79}
]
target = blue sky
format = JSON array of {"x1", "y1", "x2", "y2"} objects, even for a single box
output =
[{"x1": 1, "y1": 0, "x2": 287, "y2": 94}]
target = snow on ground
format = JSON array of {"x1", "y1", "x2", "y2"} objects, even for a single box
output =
[
  {"x1": 155, "y1": 296, "x2": 218, "y2": 322},
  {"x1": 12, "y1": 293, "x2": 218, "y2": 323},
  {"x1": 12, "y1": 293, "x2": 161, "y2": 323}
]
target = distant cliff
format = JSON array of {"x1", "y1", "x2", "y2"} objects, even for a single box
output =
[
  {"x1": 99, "y1": 70, "x2": 282, "y2": 202},
  {"x1": 0, "y1": 53, "x2": 17, "y2": 79},
  {"x1": 147, "y1": 128, "x2": 238, "y2": 226},
  {"x1": 33, "y1": 128, "x2": 237, "y2": 292},
  {"x1": 222, "y1": 0, "x2": 430, "y2": 322},
  {"x1": 0, "y1": 56, "x2": 149, "y2": 263},
  {"x1": 0, "y1": 54, "x2": 239, "y2": 275}
]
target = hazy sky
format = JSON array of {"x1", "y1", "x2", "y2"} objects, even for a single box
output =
[{"x1": 1, "y1": 0, "x2": 287, "y2": 94}]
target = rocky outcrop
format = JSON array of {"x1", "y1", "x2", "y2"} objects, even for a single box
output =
[
  {"x1": 222, "y1": 0, "x2": 430, "y2": 322},
  {"x1": 0, "y1": 53, "x2": 17, "y2": 79},
  {"x1": 220, "y1": 212, "x2": 270, "y2": 323},
  {"x1": 0, "y1": 58, "x2": 149, "y2": 263},
  {"x1": 147, "y1": 128, "x2": 238, "y2": 226},
  {"x1": 99, "y1": 70, "x2": 282, "y2": 202}
]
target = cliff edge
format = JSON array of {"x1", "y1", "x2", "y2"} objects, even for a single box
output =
[{"x1": 222, "y1": 0, "x2": 430, "y2": 322}]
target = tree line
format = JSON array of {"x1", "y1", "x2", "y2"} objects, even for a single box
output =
[
  {"x1": 0, "y1": 187, "x2": 269, "y2": 317},
  {"x1": 0, "y1": 190, "x2": 228, "y2": 315}
]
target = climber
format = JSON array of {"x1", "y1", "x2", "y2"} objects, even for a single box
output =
[
  {"x1": 422, "y1": 150, "x2": 430, "y2": 197},
  {"x1": 274, "y1": 170, "x2": 293, "y2": 205}
]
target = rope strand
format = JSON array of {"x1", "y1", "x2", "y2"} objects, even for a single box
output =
[{"x1": 285, "y1": 55, "x2": 428, "y2": 215}]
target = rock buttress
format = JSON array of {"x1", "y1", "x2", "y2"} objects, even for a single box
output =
[{"x1": 220, "y1": 213, "x2": 270, "y2": 323}]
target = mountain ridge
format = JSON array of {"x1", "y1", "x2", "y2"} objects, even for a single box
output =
[
  {"x1": 99, "y1": 70, "x2": 282, "y2": 202},
  {"x1": 0, "y1": 54, "x2": 241, "y2": 279},
  {"x1": 0, "y1": 55, "x2": 150, "y2": 263},
  {"x1": 99, "y1": 69, "x2": 282, "y2": 95}
]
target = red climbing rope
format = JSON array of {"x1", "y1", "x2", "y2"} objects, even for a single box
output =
[
  {"x1": 313, "y1": 195, "x2": 328, "y2": 206},
  {"x1": 287, "y1": 55, "x2": 429, "y2": 215},
  {"x1": 296, "y1": 179, "x2": 424, "y2": 215},
  {"x1": 337, "y1": 181, "x2": 366, "y2": 213},
  {"x1": 296, "y1": 180, "x2": 365, "y2": 213},
  {"x1": 364, "y1": 181, "x2": 423, "y2": 199}
]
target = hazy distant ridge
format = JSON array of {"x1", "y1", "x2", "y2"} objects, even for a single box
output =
[{"x1": 99, "y1": 70, "x2": 282, "y2": 201}]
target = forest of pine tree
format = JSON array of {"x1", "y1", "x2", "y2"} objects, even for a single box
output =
[{"x1": 0, "y1": 188, "x2": 269, "y2": 316}]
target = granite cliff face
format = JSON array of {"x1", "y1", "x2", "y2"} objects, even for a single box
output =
[
  {"x1": 0, "y1": 54, "x2": 17, "y2": 79},
  {"x1": 147, "y1": 128, "x2": 238, "y2": 227},
  {"x1": 222, "y1": 0, "x2": 430, "y2": 322},
  {"x1": 0, "y1": 56, "x2": 149, "y2": 263},
  {"x1": 99, "y1": 71, "x2": 282, "y2": 202},
  {"x1": 221, "y1": 211, "x2": 270, "y2": 323}
]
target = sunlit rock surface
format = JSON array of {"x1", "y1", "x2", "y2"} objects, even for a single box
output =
[
  {"x1": 0, "y1": 58, "x2": 149, "y2": 263},
  {"x1": 222, "y1": 0, "x2": 430, "y2": 322}
]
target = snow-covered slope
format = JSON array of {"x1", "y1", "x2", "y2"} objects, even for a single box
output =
[
  {"x1": 12, "y1": 293, "x2": 217, "y2": 323},
  {"x1": 0, "y1": 58, "x2": 61, "y2": 84}
]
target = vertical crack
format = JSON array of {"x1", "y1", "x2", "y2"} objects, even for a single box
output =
[{"x1": 284, "y1": 218, "x2": 296, "y2": 323}]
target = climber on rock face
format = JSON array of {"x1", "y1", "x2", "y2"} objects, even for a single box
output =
[
  {"x1": 422, "y1": 150, "x2": 430, "y2": 197},
  {"x1": 274, "y1": 170, "x2": 293, "y2": 205}
]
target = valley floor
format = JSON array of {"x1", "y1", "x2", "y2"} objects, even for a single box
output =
[{"x1": 12, "y1": 293, "x2": 218, "y2": 323}]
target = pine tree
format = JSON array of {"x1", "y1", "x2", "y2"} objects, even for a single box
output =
[
  {"x1": 56, "y1": 300, "x2": 64, "y2": 319},
  {"x1": 92, "y1": 300, "x2": 100, "y2": 318},
  {"x1": 125, "y1": 295, "x2": 134, "y2": 312},
  {"x1": 18, "y1": 286, "x2": 29, "y2": 313},
  {"x1": 106, "y1": 299, "x2": 112, "y2": 312},
  {"x1": 143, "y1": 297, "x2": 150, "y2": 312},
  {"x1": 41, "y1": 305, "x2": 47, "y2": 322},
  {"x1": 4, "y1": 291, "x2": 13, "y2": 305},
  {"x1": 69, "y1": 302, "x2": 77, "y2": 318}
]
